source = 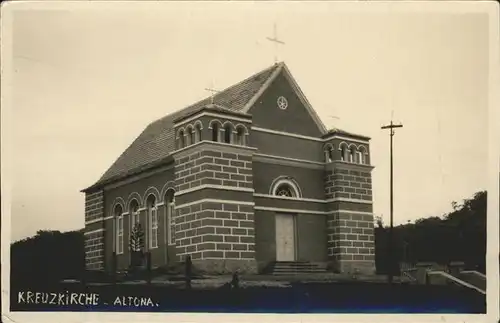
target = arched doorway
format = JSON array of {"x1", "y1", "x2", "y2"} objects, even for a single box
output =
[{"x1": 270, "y1": 177, "x2": 301, "y2": 262}]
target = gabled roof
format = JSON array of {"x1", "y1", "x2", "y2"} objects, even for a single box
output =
[
  {"x1": 83, "y1": 62, "x2": 342, "y2": 192},
  {"x1": 83, "y1": 63, "x2": 284, "y2": 192}
]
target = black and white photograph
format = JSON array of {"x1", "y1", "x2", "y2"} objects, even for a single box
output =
[{"x1": 1, "y1": 1, "x2": 499, "y2": 322}]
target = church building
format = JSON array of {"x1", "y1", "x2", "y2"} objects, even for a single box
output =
[{"x1": 82, "y1": 62, "x2": 376, "y2": 275}]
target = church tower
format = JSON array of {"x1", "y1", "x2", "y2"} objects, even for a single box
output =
[
  {"x1": 171, "y1": 104, "x2": 258, "y2": 273},
  {"x1": 323, "y1": 130, "x2": 376, "y2": 274}
]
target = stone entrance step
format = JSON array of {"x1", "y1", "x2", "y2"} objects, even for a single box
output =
[{"x1": 270, "y1": 261, "x2": 328, "y2": 275}]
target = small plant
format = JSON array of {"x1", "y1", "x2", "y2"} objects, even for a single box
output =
[{"x1": 129, "y1": 223, "x2": 145, "y2": 269}]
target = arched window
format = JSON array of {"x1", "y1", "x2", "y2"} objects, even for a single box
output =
[
  {"x1": 349, "y1": 147, "x2": 356, "y2": 163},
  {"x1": 211, "y1": 122, "x2": 220, "y2": 142},
  {"x1": 114, "y1": 204, "x2": 124, "y2": 255},
  {"x1": 223, "y1": 123, "x2": 233, "y2": 144},
  {"x1": 147, "y1": 195, "x2": 158, "y2": 249},
  {"x1": 358, "y1": 146, "x2": 368, "y2": 164},
  {"x1": 178, "y1": 130, "x2": 185, "y2": 149},
  {"x1": 275, "y1": 183, "x2": 295, "y2": 197},
  {"x1": 164, "y1": 190, "x2": 176, "y2": 246},
  {"x1": 324, "y1": 144, "x2": 334, "y2": 163},
  {"x1": 340, "y1": 144, "x2": 349, "y2": 162},
  {"x1": 356, "y1": 151, "x2": 363, "y2": 164},
  {"x1": 270, "y1": 177, "x2": 301, "y2": 198},
  {"x1": 129, "y1": 199, "x2": 140, "y2": 230},
  {"x1": 235, "y1": 126, "x2": 246, "y2": 145},
  {"x1": 194, "y1": 123, "x2": 202, "y2": 143},
  {"x1": 186, "y1": 126, "x2": 194, "y2": 146},
  {"x1": 129, "y1": 199, "x2": 141, "y2": 252}
]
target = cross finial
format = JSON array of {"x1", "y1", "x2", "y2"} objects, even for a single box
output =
[
  {"x1": 266, "y1": 23, "x2": 285, "y2": 64},
  {"x1": 204, "y1": 80, "x2": 220, "y2": 104}
]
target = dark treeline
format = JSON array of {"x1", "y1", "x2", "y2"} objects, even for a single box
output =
[
  {"x1": 375, "y1": 191, "x2": 487, "y2": 274},
  {"x1": 11, "y1": 230, "x2": 85, "y2": 286},
  {"x1": 10, "y1": 191, "x2": 487, "y2": 285}
]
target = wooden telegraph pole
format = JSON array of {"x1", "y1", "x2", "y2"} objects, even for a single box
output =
[{"x1": 381, "y1": 119, "x2": 403, "y2": 285}]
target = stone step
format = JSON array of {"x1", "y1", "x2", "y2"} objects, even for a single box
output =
[
  {"x1": 273, "y1": 263, "x2": 322, "y2": 266},
  {"x1": 273, "y1": 267, "x2": 326, "y2": 269},
  {"x1": 273, "y1": 268, "x2": 326, "y2": 273},
  {"x1": 273, "y1": 266, "x2": 326, "y2": 271},
  {"x1": 272, "y1": 271, "x2": 327, "y2": 275},
  {"x1": 273, "y1": 264, "x2": 326, "y2": 269},
  {"x1": 274, "y1": 261, "x2": 325, "y2": 266},
  {"x1": 270, "y1": 262, "x2": 328, "y2": 275}
]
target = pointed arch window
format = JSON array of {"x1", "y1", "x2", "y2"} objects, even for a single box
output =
[
  {"x1": 147, "y1": 195, "x2": 159, "y2": 249},
  {"x1": 114, "y1": 204, "x2": 124, "y2": 255}
]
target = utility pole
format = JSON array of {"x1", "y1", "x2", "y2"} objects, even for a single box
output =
[{"x1": 381, "y1": 119, "x2": 403, "y2": 285}]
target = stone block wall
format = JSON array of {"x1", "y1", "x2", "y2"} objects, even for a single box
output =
[
  {"x1": 174, "y1": 201, "x2": 257, "y2": 273},
  {"x1": 85, "y1": 190, "x2": 104, "y2": 222},
  {"x1": 84, "y1": 190, "x2": 104, "y2": 270},
  {"x1": 326, "y1": 210, "x2": 375, "y2": 274},
  {"x1": 85, "y1": 229, "x2": 105, "y2": 270},
  {"x1": 324, "y1": 164, "x2": 376, "y2": 274},
  {"x1": 175, "y1": 150, "x2": 253, "y2": 191},
  {"x1": 325, "y1": 168, "x2": 372, "y2": 201}
]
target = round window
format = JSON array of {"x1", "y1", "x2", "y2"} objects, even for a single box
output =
[{"x1": 277, "y1": 96, "x2": 288, "y2": 110}]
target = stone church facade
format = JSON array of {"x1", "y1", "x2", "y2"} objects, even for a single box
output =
[{"x1": 82, "y1": 62, "x2": 376, "y2": 275}]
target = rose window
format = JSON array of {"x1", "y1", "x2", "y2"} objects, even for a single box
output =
[{"x1": 276, "y1": 184, "x2": 294, "y2": 197}]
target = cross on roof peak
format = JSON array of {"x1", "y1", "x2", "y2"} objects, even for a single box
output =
[
  {"x1": 204, "y1": 79, "x2": 221, "y2": 104},
  {"x1": 266, "y1": 23, "x2": 285, "y2": 64}
]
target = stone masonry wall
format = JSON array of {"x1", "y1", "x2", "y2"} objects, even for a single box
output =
[
  {"x1": 324, "y1": 165, "x2": 376, "y2": 274},
  {"x1": 85, "y1": 229, "x2": 105, "y2": 270},
  {"x1": 84, "y1": 191, "x2": 104, "y2": 270},
  {"x1": 175, "y1": 150, "x2": 253, "y2": 192},
  {"x1": 326, "y1": 211, "x2": 375, "y2": 272},
  {"x1": 325, "y1": 168, "x2": 372, "y2": 201},
  {"x1": 85, "y1": 190, "x2": 104, "y2": 222},
  {"x1": 172, "y1": 144, "x2": 257, "y2": 274},
  {"x1": 175, "y1": 201, "x2": 255, "y2": 260}
]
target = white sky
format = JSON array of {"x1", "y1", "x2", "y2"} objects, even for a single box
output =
[{"x1": 4, "y1": 2, "x2": 492, "y2": 242}]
